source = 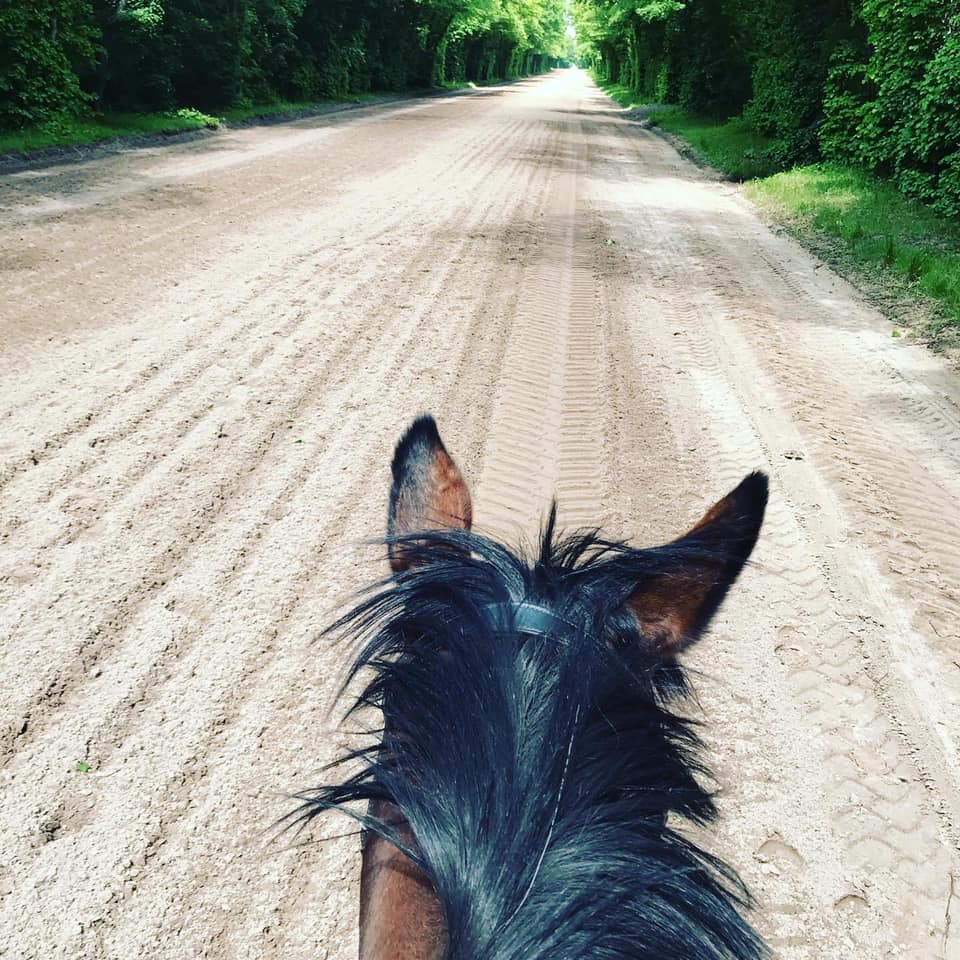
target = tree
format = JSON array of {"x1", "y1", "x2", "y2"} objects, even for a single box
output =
[{"x1": 0, "y1": 0, "x2": 98, "y2": 127}]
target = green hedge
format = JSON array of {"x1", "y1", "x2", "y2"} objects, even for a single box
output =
[
  {"x1": 1, "y1": 0, "x2": 570, "y2": 133},
  {"x1": 822, "y1": 1, "x2": 960, "y2": 218},
  {"x1": 0, "y1": 0, "x2": 98, "y2": 128},
  {"x1": 577, "y1": 0, "x2": 960, "y2": 218}
]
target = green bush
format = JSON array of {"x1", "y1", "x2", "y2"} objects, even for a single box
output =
[
  {"x1": 578, "y1": 0, "x2": 960, "y2": 220},
  {"x1": 0, "y1": 0, "x2": 98, "y2": 127},
  {"x1": 821, "y1": 1, "x2": 960, "y2": 219}
]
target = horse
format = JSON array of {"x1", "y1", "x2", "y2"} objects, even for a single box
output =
[{"x1": 294, "y1": 415, "x2": 769, "y2": 960}]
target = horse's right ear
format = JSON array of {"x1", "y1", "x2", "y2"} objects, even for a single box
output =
[
  {"x1": 388, "y1": 416, "x2": 472, "y2": 572},
  {"x1": 628, "y1": 472, "x2": 768, "y2": 656}
]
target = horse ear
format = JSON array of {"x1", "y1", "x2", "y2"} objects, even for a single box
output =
[
  {"x1": 388, "y1": 416, "x2": 472, "y2": 572},
  {"x1": 628, "y1": 473, "x2": 768, "y2": 656}
]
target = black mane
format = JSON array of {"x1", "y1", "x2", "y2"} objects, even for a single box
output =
[{"x1": 294, "y1": 520, "x2": 767, "y2": 960}]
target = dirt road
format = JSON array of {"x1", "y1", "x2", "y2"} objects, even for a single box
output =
[{"x1": 2, "y1": 69, "x2": 959, "y2": 960}]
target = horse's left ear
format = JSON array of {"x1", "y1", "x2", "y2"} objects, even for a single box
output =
[
  {"x1": 629, "y1": 472, "x2": 768, "y2": 656},
  {"x1": 388, "y1": 415, "x2": 472, "y2": 572}
]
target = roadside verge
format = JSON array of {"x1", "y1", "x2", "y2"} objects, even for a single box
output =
[
  {"x1": 0, "y1": 87, "x2": 476, "y2": 176},
  {"x1": 604, "y1": 92, "x2": 960, "y2": 351}
]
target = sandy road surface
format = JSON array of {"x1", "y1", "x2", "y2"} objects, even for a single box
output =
[{"x1": 2, "y1": 69, "x2": 960, "y2": 959}]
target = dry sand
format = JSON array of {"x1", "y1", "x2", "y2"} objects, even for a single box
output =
[{"x1": 2, "y1": 69, "x2": 959, "y2": 959}]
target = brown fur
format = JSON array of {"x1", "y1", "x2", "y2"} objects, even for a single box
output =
[
  {"x1": 389, "y1": 447, "x2": 472, "y2": 572},
  {"x1": 359, "y1": 801, "x2": 446, "y2": 960},
  {"x1": 367, "y1": 428, "x2": 470, "y2": 958},
  {"x1": 629, "y1": 491, "x2": 744, "y2": 656}
]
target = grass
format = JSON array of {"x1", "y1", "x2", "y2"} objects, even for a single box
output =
[
  {"x1": 645, "y1": 107, "x2": 779, "y2": 180},
  {"x1": 594, "y1": 77, "x2": 777, "y2": 179},
  {"x1": 748, "y1": 164, "x2": 960, "y2": 328},
  {"x1": 220, "y1": 94, "x2": 386, "y2": 122},
  {"x1": 0, "y1": 108, "x2": 220, "y2": 155},
  {"x1": 595, "y1": 81, "x2": 648, "y2": 109},
  {"x1": 0, "y1": 95, "x2": 389, "y2": 155}
]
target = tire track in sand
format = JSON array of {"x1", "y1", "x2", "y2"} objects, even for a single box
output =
[
  {"x1": 683, "y1": 213, "x2": 960, "y2": 827},
  {"x1": 0, "y1": 115, "x2": 530, "y2": 589},
  {"x1": 475, "y1": 108, "x2": 609, "y2": 536},
  {"x1": 0, "y1": 119, "x2": 544, "y2": 764},
  {"x1": 0, "y1": 114, "x2": 523, "y2": 496}
]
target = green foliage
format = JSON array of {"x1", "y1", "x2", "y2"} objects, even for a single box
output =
[
  {"x1": 0, "y1": 0, "x2": 99, "y2": 127},
  {"x1": 437, "y1": 0, "x2": 569, "y2": 86},
  {"x1": 0, "y1": 107, "x2": 218, "y2": 155},
  {"x1": 577, "y1": 0, "x2": 754, "y2": 117},
  {"x1": 821, "y1": 1, "x2": 960, "y2": 218},
  {"x1": 662, "y1": 0, "x2": 749, "y2": 117},
  {"x1": 238, "y1": 0, "x2": 305, "y2": 104},
  {"x1": 633, "y1": 1, "x2": 685, "y2": 23},
  {"x1": 171, "y1": 106, "x2": 220, "y2": 126},
  {"x1": 729, "y1": 0, "x2": 842, "y2": 166},
  {"x1": 0, "y1": 0, "x2": 568, "y2": 137},
  {"x1": 749, "y1": 163, "x2": 960, "y2": 325}
]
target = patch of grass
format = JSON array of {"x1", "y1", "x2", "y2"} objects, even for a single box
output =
[
  {"x1": 597, "y1": 81, "x2": 647, "y2": 110},
  {"x1": 220, "y1": 94, "x2": 382, "y2": 122},
  {"x1": 646, "y1": 107, "x2": 779, "y2": 180},
  {"x1": 593, "y1": 75, "x2": 777, "y2": 179},
  {"x1": 0, "y1": 94, "x2": 394, "y2": 155},
  {"x1": 2, "y1": 87, "x2": 467, "y2": 158},
  {"x1": 0, "y1": 108, "x2": 220, "y2": 155},
  {"x1": 748, "y1": 163, "x2": 960, "y2": 328}
]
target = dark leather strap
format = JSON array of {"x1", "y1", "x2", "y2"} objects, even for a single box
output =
[{"x1": 482, "y1": 602, "x2": 575, "y2": 639}]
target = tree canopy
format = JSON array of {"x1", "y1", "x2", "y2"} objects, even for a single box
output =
[{"x1": 0, "y1": 0, "x2": 571, "y2": 130}]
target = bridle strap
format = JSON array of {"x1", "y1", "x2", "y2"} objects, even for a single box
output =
[{"x1": 482, "y1": 601, "x2": 575, "y2": 639}]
